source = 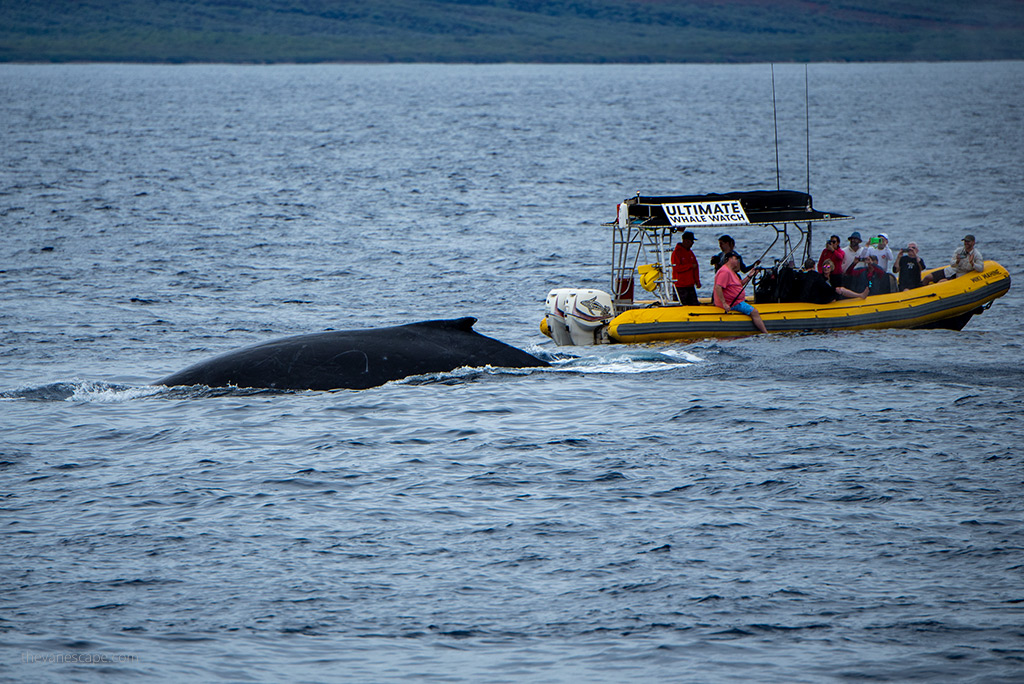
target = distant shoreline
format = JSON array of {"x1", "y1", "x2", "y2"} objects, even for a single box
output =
[
  {"x1": 4, "y1": 58, "x2": 1023, "y2": 66},
  {"x1": 3, "y1": 0, "x2": 1021, "y2": 65}
]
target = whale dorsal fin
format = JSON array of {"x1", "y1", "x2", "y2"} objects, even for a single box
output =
[{"x1": 407, "y1": 317, "x2": 478, "y2": 332}]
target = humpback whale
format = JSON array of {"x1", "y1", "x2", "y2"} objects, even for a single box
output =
[{"x1": 156, "y1": 317, "x2": 548, "y2": 391}]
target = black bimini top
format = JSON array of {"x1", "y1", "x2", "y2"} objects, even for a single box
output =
[{"x1": 620, "y1": 190, "x2": 851, "y2": 228}]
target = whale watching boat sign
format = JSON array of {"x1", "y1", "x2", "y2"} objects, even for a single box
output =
[{"x1": 661, "y1": 200, "x2": 750, "y2": 227}]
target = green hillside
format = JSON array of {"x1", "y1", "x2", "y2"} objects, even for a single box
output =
[{"x1": 2, "y1": 0, "x2": 1022, "y2": 63}]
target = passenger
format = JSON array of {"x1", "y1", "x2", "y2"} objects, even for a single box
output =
[
  {"x1": 714, "y1": 251, "x2": 768, "y2": 334},
  {"x1": 921, "y1": 234, "x2": 984, "y2": 285},
  {"x1": 801, "y1": 258, "x2": 816, "y2": 271},
  {"x1": 844, "y1": 257, "x2": 868, "y2": 292},
  {"x1": 863, "y1": 233, "x2": 895, "y2": 272},
  {"x1": 893, "y1": 242, "x2": 926, "y2": 290},
  {"x1": 819, "y1": 262, "x2": 868, "y2": 300},
  {"x1": 817, "y1": 234, "x2": 845, "y2": 285},
  {"x1": 841, "y1": 231, "x2": 868, "y2": 288},
  {"x1": 670, "y1": 230, "x2": 701, "y2": 306},
  {"x1": 863, "y1": 255, "x2": 891, "y2": 296},
  {"x1": 709, "y1": 235, "x2": 755, "y2": 273}
]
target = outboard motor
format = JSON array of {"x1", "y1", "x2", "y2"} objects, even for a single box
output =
[
  {"x1": 544, "y1": 288, "x2": 575, "y2": 346},
  {"x1": 564, "y1": 289, "x2": 615, "y2": 346},
  {"x1": 545, "y1": 288, "x2": 616, "y2": 345}
]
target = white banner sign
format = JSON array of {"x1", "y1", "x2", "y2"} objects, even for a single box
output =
[{"x1": 661, "y1": 200, "x2": 750, "y2": 227}]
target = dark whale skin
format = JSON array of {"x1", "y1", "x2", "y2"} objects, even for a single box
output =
[{"x1": 156, "y1": 317, "x2": 548, "y2": 391}]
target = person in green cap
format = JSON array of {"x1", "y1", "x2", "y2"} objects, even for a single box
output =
[{"x1": 922, "y1": 234, "x2": 984, "y2": 285}]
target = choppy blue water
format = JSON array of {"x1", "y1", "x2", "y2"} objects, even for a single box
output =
[{"x1": 2, "y1": 62, "x2": 1023, "y2": 682}]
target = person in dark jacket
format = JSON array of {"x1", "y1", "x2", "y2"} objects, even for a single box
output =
[
  {"x1": 893, "y1": 242, "x2": 926, "y2": 290},
  {"x1": 862, "y1": 255, "x2": 891, "y2": 296},
  {"x1": 709, "y1": 235, "x2": 755, "y2": 273},
  {"x1": 807, "y1": 262, "x2": 868, "y2": 302}
]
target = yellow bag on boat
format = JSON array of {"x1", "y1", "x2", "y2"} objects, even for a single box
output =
[{"x1": 638, "y1": 264, "x2": 663, "y2": 292}]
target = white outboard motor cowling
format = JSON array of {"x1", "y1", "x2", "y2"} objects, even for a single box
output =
[
  {"x1": 546, "y1": 288, "x2": 615, "y2": 346},
  {"x1": 564, "y1": 289, "x2": 615, "y2": 345},
  {"x1": 544, "y1": 288, "x2": 574, "y2": 346}
]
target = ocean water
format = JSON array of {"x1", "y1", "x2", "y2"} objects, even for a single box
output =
[{"x1": 2, "y1": 62, "x2": 1023, "y2": 682}]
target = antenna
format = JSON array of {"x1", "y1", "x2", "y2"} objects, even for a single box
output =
[
  {"x1": 803, "y1": 64, "x2": 813, "y2": 266},
  {"x1": 771, "y1": 64, "x2": 780, "y2": 191},
  {"x1": 805, "y1": 64, "x2": 810, "y2": 195}
]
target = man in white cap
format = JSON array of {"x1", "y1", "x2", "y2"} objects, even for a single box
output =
[
  {"x1": 922, "y1": 234, "x2": 985, "y2": 285},
  {"x1": 863, "y1": 233, "x2": 895, "y2": 273}
]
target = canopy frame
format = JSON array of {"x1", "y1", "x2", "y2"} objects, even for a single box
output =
[{"x1": 605, "y1": 190, "x2": 852, "y2": 308}]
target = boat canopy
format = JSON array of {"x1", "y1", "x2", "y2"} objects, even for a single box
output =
[{"x1": 617, "y1": 190, "x2": 851, "y2": 229}]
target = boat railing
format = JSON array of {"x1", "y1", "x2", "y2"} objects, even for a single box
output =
[
  {"x1": 609, "y1": 222, "x2": 678, "y2": 309},
  {"x1": 608, "y1": 219, "x2": 823, "y2": 309}
]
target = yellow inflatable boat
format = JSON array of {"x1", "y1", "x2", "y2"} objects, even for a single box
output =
[{"x1": 542, "y1": 190, "x2": 1011, "y2": 345}]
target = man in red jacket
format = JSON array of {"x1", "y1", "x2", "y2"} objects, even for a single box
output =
[{"x1": 671, "y1": 230, "x2": 701, "y2": 305}]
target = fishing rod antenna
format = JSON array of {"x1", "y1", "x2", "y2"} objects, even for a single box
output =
[
  {"x1": 802, "y1": 65, "x2": 814, "y2": 266},
  {"x1": 805, "y1": 64, "x2": 811, "y2": 196},
  {"x1": 771, "y1": 64, "x2": 781, "y2": 191}
]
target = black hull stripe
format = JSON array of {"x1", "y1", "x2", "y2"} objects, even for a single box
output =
[{"x1": 614, "y1": 277, "x2": 1010, "y2": 338}]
